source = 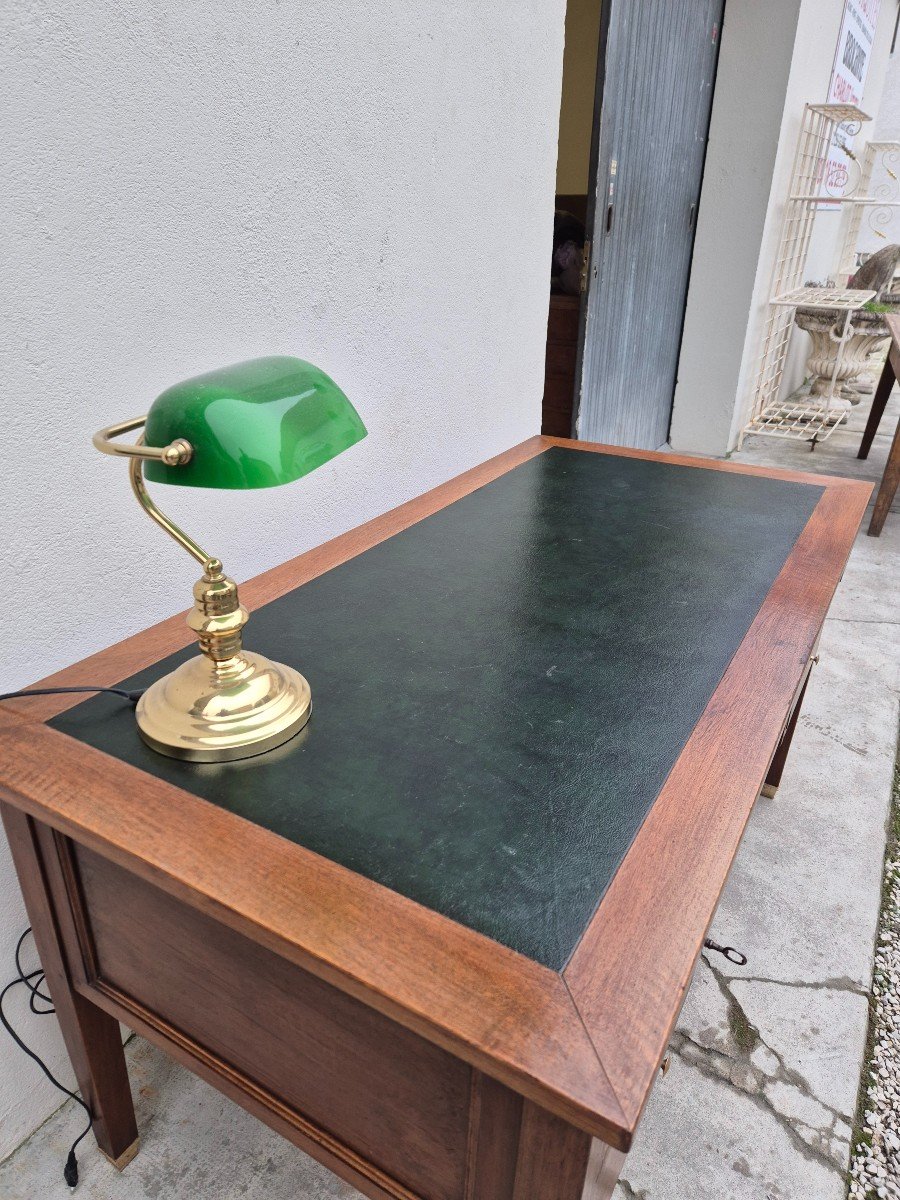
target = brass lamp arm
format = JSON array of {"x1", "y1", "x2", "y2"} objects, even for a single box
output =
[
  {"x1": 94, "y1": 416, "x2": 219, "y2": 573},
  {"x1": 93, "y1": 415, "x2": 193, "y2": 466},
  {"x1": 129, "y1": 455, "x2": 219, "y2": 572}
]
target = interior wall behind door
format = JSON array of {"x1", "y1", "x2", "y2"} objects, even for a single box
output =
[
  {"x1": 576, "y1": 0, "x2": 724, "y2": 450},
  {"x1": 556, "y1": 0, "x2": 604, "y2": 197}
]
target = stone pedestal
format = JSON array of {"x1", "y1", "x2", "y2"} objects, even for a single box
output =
[{"x1": 794, "y1": 307, "x2": 892, "y2": 405}]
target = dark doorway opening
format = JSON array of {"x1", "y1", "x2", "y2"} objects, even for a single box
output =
[{"x1": 541, "y1": 0, "x2": 603, "y2": 439}]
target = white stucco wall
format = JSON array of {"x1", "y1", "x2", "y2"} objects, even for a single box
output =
[
  {"x1": 875, "y1": 33, "x2": 900, "y2": 136},
  {"x1": 669, "y1": 0, "x2": 804, "y2": 455},
  {"x1": 0, "y1": 0, "x2": 565, "y2": 1159},
  {"x1": 671, "y1": 0, "x2": 899, "y2": 454}
]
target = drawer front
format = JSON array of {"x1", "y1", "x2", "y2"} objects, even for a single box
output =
[{"x1": 74, "y1": 845, "x2": 471, "y2": 1200}]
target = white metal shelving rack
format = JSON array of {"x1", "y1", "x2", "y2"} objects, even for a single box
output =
[
  {"x1": 741, "y1": 103, "x2": 880, "y2": 448},
  {"x1": 747, "y1": 285, "x2": 875, "y2": 441}
]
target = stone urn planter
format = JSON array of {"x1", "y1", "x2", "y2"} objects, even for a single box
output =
[
  {"x1": 794, "y1": 306, "x2": 892, "y2": 403},
  {"x1": 794, "y1": 242, "x2": 900, "y2": 406}
]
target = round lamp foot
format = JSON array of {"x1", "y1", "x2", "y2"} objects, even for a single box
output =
[{"x1": 135, "y1": 651, "x2": 311, "y2": 762}]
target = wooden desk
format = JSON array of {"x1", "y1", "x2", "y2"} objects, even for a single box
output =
[
  {"x1": 0, "y1": 437, "x2": 870, "y2": 1199},
  {"x1": 858, "y1": 310, "x2": 900, "y2": 536}
]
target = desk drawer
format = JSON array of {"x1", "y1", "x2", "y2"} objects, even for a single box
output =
[{"x1": 73, "y1": 845, "x2": 471, "y2": 1200}]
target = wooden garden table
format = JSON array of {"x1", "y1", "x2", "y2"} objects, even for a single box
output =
[
  {"x1": 858, "y1": 310, "x2": 900, "y2": 536},
  {"x1": 0, "y1": 436, "x2": 870, "y2": 1199}
]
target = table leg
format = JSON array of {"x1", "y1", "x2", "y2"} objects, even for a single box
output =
[
  {"x1": 467, "y1": 1078, "x2": 624, "y2": 1199},
  {"x1": 761, "y1": 670, "x2": 812, "y2": 798},
  {"x1": 868, "y1": 416, "x2": 900, "y2": 537},
  {"x1": 512, "y1": 1102, "x2": 593, "y2": 1199},
  {"x1": 582, "y1": 1136, "x2": 627, "y2": 1199},
  {"x1": 859, "y1": 353, "x2": 896, "y2": 460},
  {"x1": 1, "y1": 805, "x2": 139, "y2": 1168}
]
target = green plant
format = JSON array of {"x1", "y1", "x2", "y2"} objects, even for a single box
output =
[{"x1": 862, "y1": 300, "x2": 894, "y2": 313}]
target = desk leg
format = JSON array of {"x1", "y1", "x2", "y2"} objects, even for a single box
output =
[
  {"x1": 467, "y1": 1080, "x2": 622, "y2": 1199},
  {"x1": 1, "y1": 806, "x2": 139, "y2": 1169},
  {"x1": 762, "y1": 670, "x2": 812, "y2": 798},
  {"x1": 582, "y1": 1137, "x2": 627, "y2": 1199},
  {"x1": 859, "y1": 354, "x2": 895, "y2": 460},
  {"x1": 512, "y1": 1102, "x2": 593, "y2": 1199},
  {"x1": 868, "y1": 415, "x2": 900, "y2": 537}
]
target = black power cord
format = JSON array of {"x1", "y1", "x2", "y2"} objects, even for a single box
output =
[
  {"x1": 0, "y1": 930, "x2": 93, "y2": 1190},
  {"x1": 0, "y1": 686, "x2": 144, "y2": 704},
  {"x1": 0, "y1": 687, "x2": 141, "y2": 1189}
]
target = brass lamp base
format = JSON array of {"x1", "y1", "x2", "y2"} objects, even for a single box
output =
[
  {"x1": 131, "y1": 556, "x2": 311, "y2": 763},
  {"x1": 136, "y1": 650, "x2": 311, "y2": 763}
]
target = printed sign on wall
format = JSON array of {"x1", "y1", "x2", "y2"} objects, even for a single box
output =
[{"x1": 823, "y1": 0, "x2": 881, "y2": 198}]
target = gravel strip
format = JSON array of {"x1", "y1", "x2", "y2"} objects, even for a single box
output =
[{"x1": 849, "y1": 765, "x2": 900, "y2": 1200}]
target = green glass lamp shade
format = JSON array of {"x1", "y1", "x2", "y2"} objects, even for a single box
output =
[{"x1": 143, "y1": 356, "x2": 366, "y2": 489}]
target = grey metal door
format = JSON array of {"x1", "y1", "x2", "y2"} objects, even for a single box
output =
[{"x1": 577, "y1": 0, "x2": 723, "y2": 448}]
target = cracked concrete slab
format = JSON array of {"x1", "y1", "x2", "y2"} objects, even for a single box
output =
[
  {"x1": 729, "y1": 978, "x2": 869, "y2": 1122},
  {"x1": 617, "y1": 1054, "x2": 845, "y2": 1200},
  {"x1": 673, "y1": 956, "x2": 857, "y2": 1174},
  {"x1": 676, "y1": 955, "x2": 867, "y2": 1133}
]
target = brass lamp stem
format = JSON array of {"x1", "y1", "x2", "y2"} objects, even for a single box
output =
[
  {"x1": 128, "y1": 452, "x2": 249, "y2": 665},
  {"x1": 128, "y1": 454, "x2": 217, "y2": 571},
  {"x1": 96, "y1": 415, "x2": 218, "y2": 572}
]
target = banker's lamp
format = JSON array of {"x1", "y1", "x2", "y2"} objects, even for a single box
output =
[{"x1": 94, "y1": 356, "x2": 366, "y2": 763}]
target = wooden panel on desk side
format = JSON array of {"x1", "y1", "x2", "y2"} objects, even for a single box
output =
[{"x1": 75, "y1": 844, "x2": 471, "y2": 1200}]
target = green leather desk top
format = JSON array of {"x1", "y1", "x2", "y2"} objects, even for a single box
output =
[{"x1": 53, "y1": 447, "x2": 823, "y2": 969}]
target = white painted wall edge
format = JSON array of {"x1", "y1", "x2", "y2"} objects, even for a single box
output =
[{"x1": 670, "y1": 0, "x2": 804, "y2": 457}]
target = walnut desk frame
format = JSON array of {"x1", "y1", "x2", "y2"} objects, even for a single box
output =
[{"x1": 0, "y1": 436, "x2": 870, "y2": 1200}]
